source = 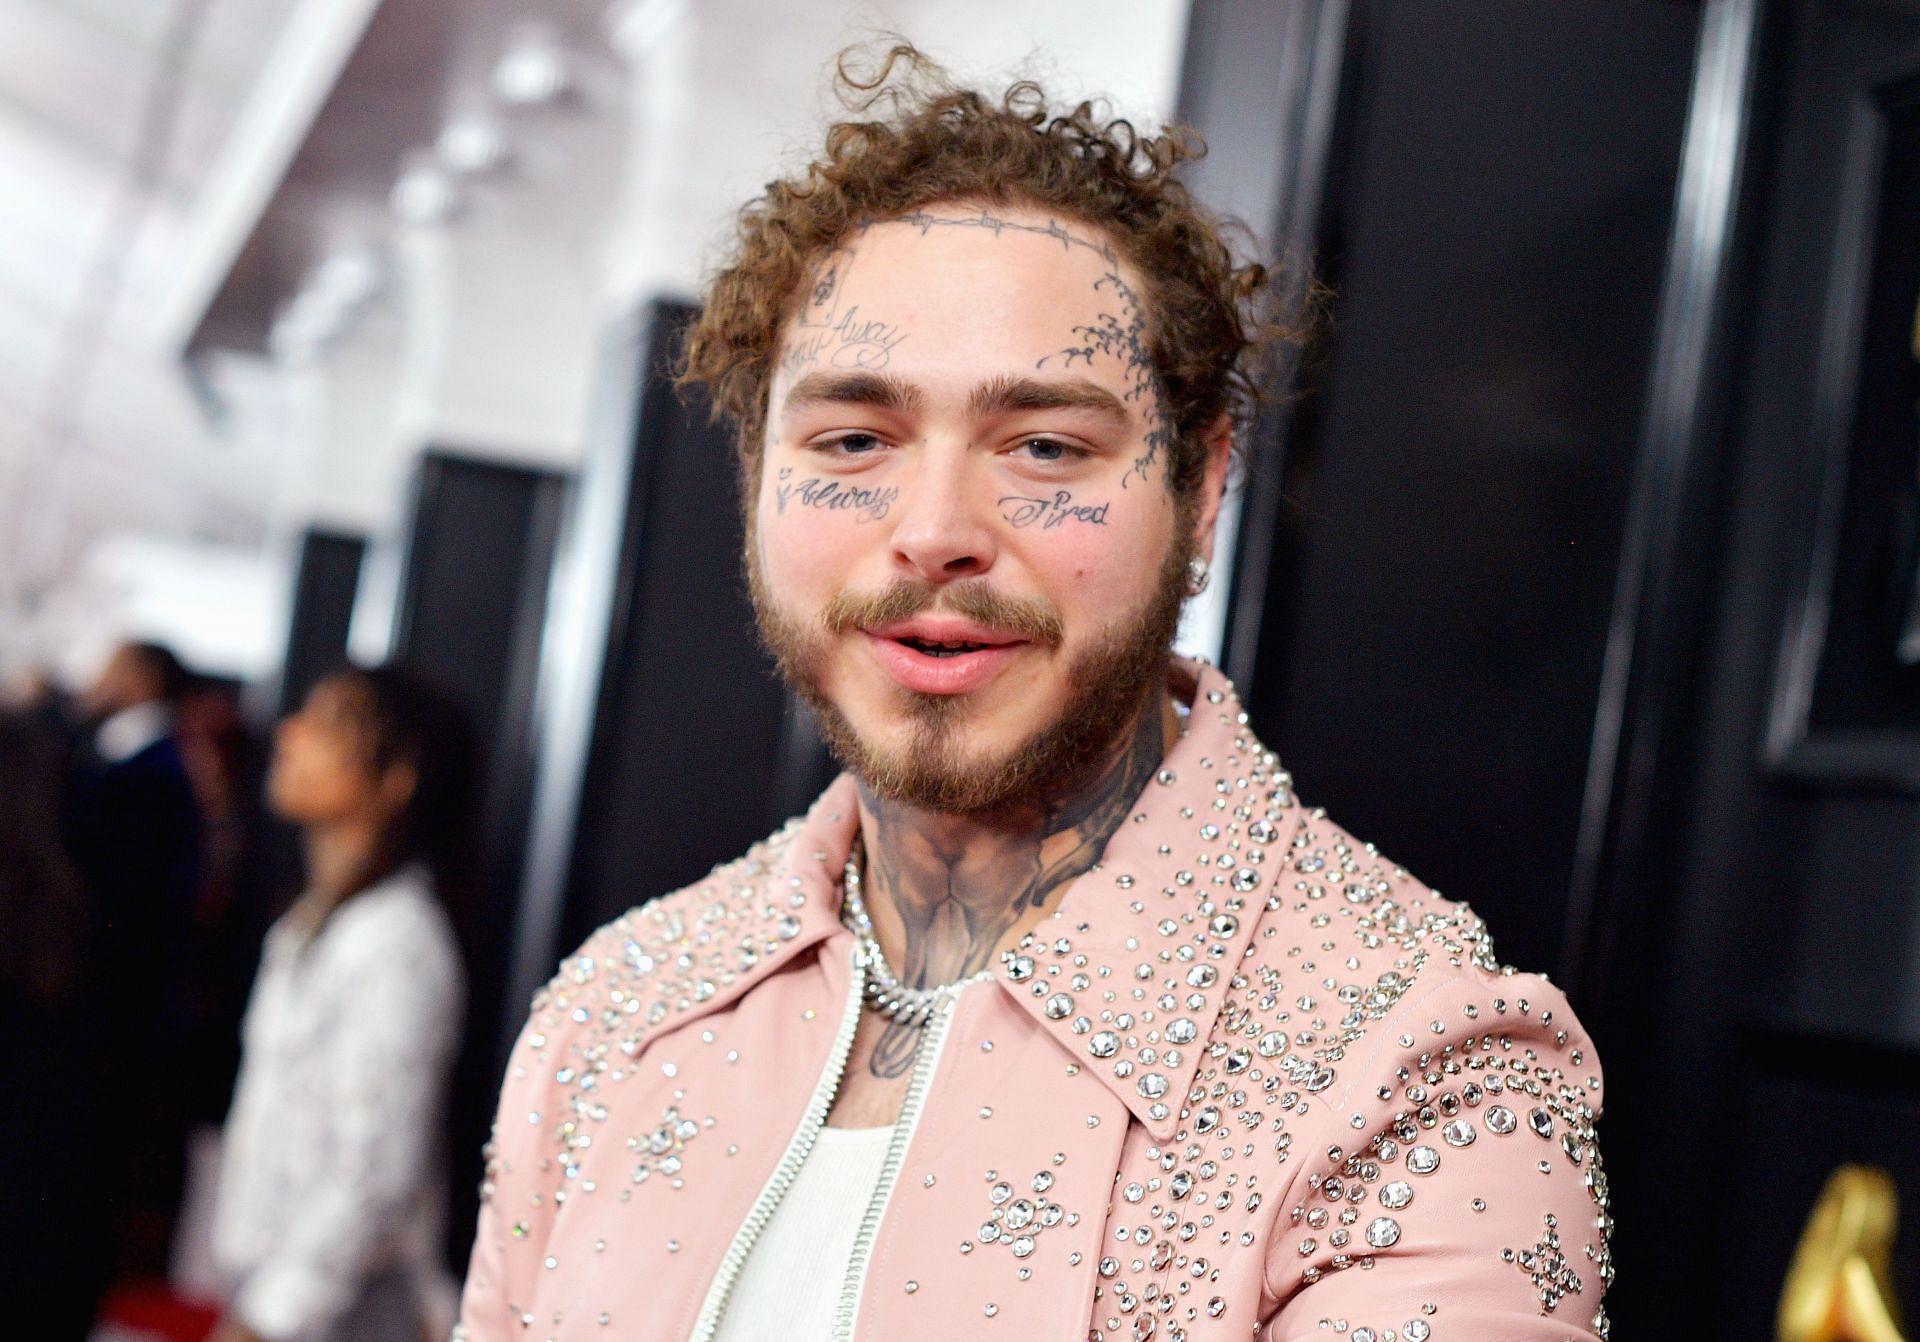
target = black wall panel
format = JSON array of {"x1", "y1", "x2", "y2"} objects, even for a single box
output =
[
  {"x1": 275, "y1": 527, "x2": 365, "y2": 717},
  {"x1": 1184, "y1": 1, "x2": 1759, "y2": 1336},
  {"x1": 1186, "y1": 0, "x2": 1920, "y2": 1334},
  {"x1": 549, "y1": 303, "x2": 798, "y2": 955},
  {"x1": 388, "y1": 449, "x2": 568, "y2": 1270},
  {"x1": 392, "y1": 452, "x2": 566, "y2": 979},
  {"x1": 1662, "y1": 7, "x2": 1920, "y2": 1333},
  {"x1": 1230, "y1": 0, "x2": 1700, "y2": 985}
]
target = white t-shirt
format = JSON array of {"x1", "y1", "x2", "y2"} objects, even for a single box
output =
[
  {"x1": 716, "y1": 986, "x2": 969, "y2": 1340},
  {"x1": 210, "y1": 864, "x2": 464, "y2": 1342},
  {"x1": 712, "y1": 1124, "x2": 896, "y2": 1341}
]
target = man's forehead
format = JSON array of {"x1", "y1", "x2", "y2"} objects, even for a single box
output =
[
  {"x1": 770, "y1": 205, "x2": 1155, "y2": 413},
  {"x1": 807, "y1": 206, "x2": 1126, "y2": 294}
]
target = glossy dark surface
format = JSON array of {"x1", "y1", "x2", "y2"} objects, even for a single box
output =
[
  {"x1": 1229, "y1": 0, "x2": 1699, "y2": 980},
  {"x1": 550, "y1": 303, "x2": 793, "y2": 953},
  {"x1": 274, "y1": 527, "x2": 364, "y2": 718},
  {"x1": 390, "y1": 448, "x2": 569, "y2": 1271},
  {"x1": 1187, "y1": 0, "x2": 1920, "y2": 1335}
]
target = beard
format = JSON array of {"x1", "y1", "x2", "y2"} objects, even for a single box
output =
[{"x1": 747, "y1": 520, "x2": 1197, "y2": 819}]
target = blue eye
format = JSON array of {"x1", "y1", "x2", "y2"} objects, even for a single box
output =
[
  {"x1": 819, "y1": 432, "x2": 884, "y2": 455},
  {"x1": 1018, "y1": 437, "x2": 1080, "y2": 462}
]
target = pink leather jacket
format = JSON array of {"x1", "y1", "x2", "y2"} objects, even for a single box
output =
[{"x1": 457, "y1": 661, "x2": 1611, "y2": 1341}]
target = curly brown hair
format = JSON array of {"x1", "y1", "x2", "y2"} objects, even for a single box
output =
[{"x1": 679, "y1": 42, "x2": 1279, "y2": 505}]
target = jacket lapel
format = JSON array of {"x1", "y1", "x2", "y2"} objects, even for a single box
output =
[{"x1": 992, "y1": 661, "x2": 1290, "y2": 1142}]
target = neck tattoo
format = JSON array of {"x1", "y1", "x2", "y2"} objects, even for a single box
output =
[{"x1": 852, "y1": 698, "x2": 1173, "y2": 1078}]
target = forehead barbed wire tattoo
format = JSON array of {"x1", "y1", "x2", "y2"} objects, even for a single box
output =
[{"x1": 873, "y1": 208, "x2": 1119, "y2": 265}]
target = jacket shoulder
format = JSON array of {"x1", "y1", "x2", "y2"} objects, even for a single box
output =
[
  {"x1": 1234, "y1": 791, "x2": 1603, "y2": 1147},
  {"x1": 1242, "y1": 796, "x2": 1540, "y2": 1004},
  {"x1": 523, "y1": 816, "x2": 814, "y2": 1051},
  {"x1": 1241, "y1": 795, "x2": 1613, "y2": 1333}
]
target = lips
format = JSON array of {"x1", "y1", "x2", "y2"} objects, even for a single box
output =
[
  {"x1": 863, "y1": 618, "x2": 1029, "y2": 695},
  {"x1": 898, "y1": 637, "x2": 988, "y2": 657}
]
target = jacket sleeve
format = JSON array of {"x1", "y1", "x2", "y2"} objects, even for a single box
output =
[
  {"x1": 1260, "y1": 970, "x2": 1612, "y2": 1342},
  {"x1": 230, "y1": 905, "x2": 463, "y2": 1340},
  {"x1": 453, "y1": 964, "x2": 581, "y2": 1342}
]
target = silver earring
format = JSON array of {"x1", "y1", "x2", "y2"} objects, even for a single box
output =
[{"x1": 1185, "y1": 557, "x2": 1210, "y2": 596}]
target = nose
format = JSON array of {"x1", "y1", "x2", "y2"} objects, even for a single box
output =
[{"x1": 886, "y1": 443, "x2": 1000, "y2": 584}]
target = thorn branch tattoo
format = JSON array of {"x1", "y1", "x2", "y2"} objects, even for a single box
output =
[
  {"x1": 1038, "y1": 268, "x2": 1171, "y2": 490},
  {"x1": 856, "y1": 703, "x2": 1167, "y2": 1078}
]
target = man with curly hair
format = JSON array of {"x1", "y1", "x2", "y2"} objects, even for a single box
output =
[{"x1": 458, "y1": 46, "x2": 1611, "y2": 1342}]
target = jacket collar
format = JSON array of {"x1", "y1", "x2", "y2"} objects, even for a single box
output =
[
  {"x1": 595, "y1": 776, "x2": 858, "y2": 1048},
  {"x1": 95, "y1": 700, "x2": 175, "y2": 764},
  {"x1": 990, "y1": 659, "x2": 1282, "y2": 1141}
]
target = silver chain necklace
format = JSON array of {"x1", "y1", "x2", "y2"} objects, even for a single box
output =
[{"x1": 841, "y1": 841, "x2": 991, "y2": 1027}]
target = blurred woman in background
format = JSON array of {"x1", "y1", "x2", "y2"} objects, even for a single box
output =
[{"x1": 207, "y1": 663, "x2": 477, "y2": 1342}]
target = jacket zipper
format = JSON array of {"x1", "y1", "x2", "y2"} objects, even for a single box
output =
[
  {"x1": 688, "y1": 945, "x2": 868, "y2": 1342},
  {"x1": 832, "y1": 988, "x2": 958, "y2": 1341}
]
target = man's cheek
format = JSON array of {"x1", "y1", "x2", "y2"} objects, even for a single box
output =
[
  {"x1": 999, "y1": 487, "x2": 1158, "y2": 571},
  {"x1": 1039, "y1": 532, "x2": 1118, "y2": 589},
  {"x1": 759, "y1": 501, "x2": 875, "y2": 588}
]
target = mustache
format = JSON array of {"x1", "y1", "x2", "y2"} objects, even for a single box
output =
[{"x1": 819, "y1": 579, "x2": 1065, "y2": 648}]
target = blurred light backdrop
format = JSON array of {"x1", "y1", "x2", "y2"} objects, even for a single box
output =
[{"x1": 0, "y1": 0, "x2": 1193, "y2": 688}]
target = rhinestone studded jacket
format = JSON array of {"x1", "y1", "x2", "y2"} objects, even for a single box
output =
[{"x1": 456, "y1": 661, "x2": 1612, "y2": 1342}]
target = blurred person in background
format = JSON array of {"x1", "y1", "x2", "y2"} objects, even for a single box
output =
[
  {"x1": 0, "y1": 706, "x2": 107, "y2": 1339},
  {"x1": 1, "y1": 661, "x2": 81, "y2": 745},
  {"x1": 457, "y1": 44, "x2": 1611, "y2": 1342},
  {"x1": 206, "y1": 663, "x2": 476, "y2": 1342},
  {"x1": 69, "y1": 639, "x2": 205, "y2": 1273},
  {"x1": 173, "y1": 686, "x2": 275, "y2": 1138}
]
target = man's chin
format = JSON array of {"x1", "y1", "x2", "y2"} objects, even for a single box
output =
[
  {"x1": 819, "y1": 700, "x2": 1035, "y2": 814},
  {"x1": 848, "y1": 753, "x2": 1037, "y2": 816},
  {"x1": 829, "y1": 649, "x2": 1009, "y2": 732}
]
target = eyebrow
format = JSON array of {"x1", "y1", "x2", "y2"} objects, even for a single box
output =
[
  {"x1": 780, "y1": 370, "x2": 924, "y2": 416},
  {"x1": 778, "y1": 369, "x2": 1132, "y2": 432},
  {"x1": 967, "y1": 374, "x2": 1131, "y2": 429}
]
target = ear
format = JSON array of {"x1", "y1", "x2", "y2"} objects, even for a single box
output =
[
  {"x1": 378, "y1": 759, "x2": 419, "y2": 813},
  {"x1": 1190, "y1": 413, "x2": 1234, "y2": 565}
]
